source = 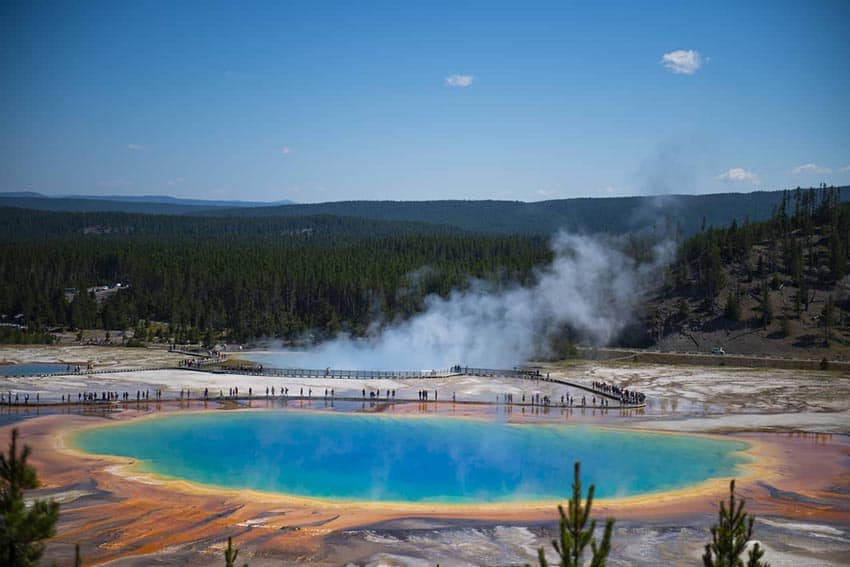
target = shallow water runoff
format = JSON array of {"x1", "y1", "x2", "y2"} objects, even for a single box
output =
[
  {"x1": 0, "y1": 363, "x2": 68, "y2": 376},
  {"x1": 73, "y1": 411, "x2": 749, "y2": 503}
]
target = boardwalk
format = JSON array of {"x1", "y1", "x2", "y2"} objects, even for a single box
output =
[{"x1": 0, "y1": 363, "x2": 646, "y2": 409}]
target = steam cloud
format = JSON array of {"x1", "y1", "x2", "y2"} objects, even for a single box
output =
[{"x1": 276, "y1": 234, "x2": 671, "y2": 370}]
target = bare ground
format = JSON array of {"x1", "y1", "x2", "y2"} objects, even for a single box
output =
[{"x1": 1, "y1": 346, "x2": 848, "y2": 566}]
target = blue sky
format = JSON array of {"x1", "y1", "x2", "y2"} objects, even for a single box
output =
[{"x1": 1, "y1": 0, "x2": 849, "y2": 203}]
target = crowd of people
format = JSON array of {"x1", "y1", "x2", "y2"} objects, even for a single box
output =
[
  {"x1": 591, "y1": 380, "x2": 646, "y2": 405},
  {"x1": 53, "y1": 389, "x2": 164, "y2": 404},
  {"x1": 0, "y1": 373, "x2": 647, "y2": 408},
  {"x1": 501, "y1": 391, "x2": 615, "y2": 408}
]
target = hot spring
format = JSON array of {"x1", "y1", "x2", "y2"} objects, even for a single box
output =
[{"x1": 73, "y1": 411, "x2": 749, "y2": 503}]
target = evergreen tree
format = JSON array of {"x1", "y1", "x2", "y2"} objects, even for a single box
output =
[
  {"x1": 822, "y1": 296, "x2": 835, "y2": 346},
  {"x1": 677, "y1": 299, "x2": 691, "y2": 319},
  {"x1": 703, "y1": 480, "x2": 769, "y2": 567},
  {"x1": 787, "y1": 242, "x2": 803, "y2": 283},
  {"x1": 704, "y1": 244, "x2": 725, "y2": 301},
  {"x1": 531, "y1": 462, "x2": 614, "y2": 567},
  {"x1": 0, "y1": 429, "x2": 60, "y2": 567},
  {"x1": 203, "y1": 328, "x2": 216, "y2": 349},
  {"x1": 760, "y1": 286, "x2": 773, "y2": 328},
  {"x1": 828, "y1": 231, "x2": 846, "y2": 281},
  {"x1": 724, "y1": 289, "x2": 741, "y2": 322},
  {"x1": 224, "y1": 536, "x2": 247, "y2": 567},
  {"x1": 779, "y1": 314, "x2": 792, "y2": 339},
  {"x1": 799, "y1": 278, "x2": 811, "y2": 311}
]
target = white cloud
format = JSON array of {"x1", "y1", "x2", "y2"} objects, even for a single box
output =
[
  {"x1": 445, "y1": 74, "x2": 474, "y2": 87},
  {"x1": 280, "y1": 146, "x2": 291, "y2": 155},
  {"x1": 661, "y1": 50, "x2": 703, "y2": 75},
  {"x1": 127, "y1": 143, "x2": 143, "y2": 150},
  {"x1": 791, "y1": 163, "x2": 831, "y2": 175},
  {"x1": 715, "y1": 167, "x2": 760, "y2": 184},
  {"x1": 536, "y1": 185, "x2": 560, "y2": 198},
  {"x1": 167, "y1": 177, "x2": 184, "y2": 187},
  {"x1": 837, "y1": 165, "x2": 850, "y2": 172}
]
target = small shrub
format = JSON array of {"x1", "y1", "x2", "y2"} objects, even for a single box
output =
[
  {"x1": 530, "y1": 462, "x2": 614, "y2": 567},
  {"x1": 703, "y1": 480, "x2": 769, "y2": 567}
]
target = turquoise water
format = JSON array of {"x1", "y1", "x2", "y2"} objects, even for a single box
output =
[
  {"x1": 73, "y1": 411, "x2": 749, "y2": 503},
  {"x1": 0, "y1": 363, "x2": 68, "y2": 376}
]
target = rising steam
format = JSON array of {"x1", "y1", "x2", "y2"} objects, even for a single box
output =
[{"x1": 273, "y1": 234, "x2": 671, "y2": 370}]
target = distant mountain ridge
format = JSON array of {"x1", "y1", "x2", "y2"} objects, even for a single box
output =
[
  {"x1": 1, "y1": 187, "x2": 847, "y2": 237},
  {"x1": 0, "y1": 196, "x2": 213, "y2": 215},
  {"x1": 0, "y1": 192, "x2": 295, "y2": 209},
  {"x1": 193, "y1": 188, "x2": 850, "y2": 237}
]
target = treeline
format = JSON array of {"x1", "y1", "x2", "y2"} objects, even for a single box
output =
[
  {"x1": 673, "y1": 185, "x2": 849, "y2": 307},
  {"x1": 4, "y1": 186, "x2": 848, "y2": 237},
  {"x1": 198, "y1": 189, "x2": 850, "y2": 237},
  {"x1": 0, "y1": 228, "x2": 551, "y2": 342},
  {"x1": 0, "y1": 207, "x2": 462, "y2": 241},
  {"x1": 5, "y1": 186, "x2": 846, "y2": 346}
]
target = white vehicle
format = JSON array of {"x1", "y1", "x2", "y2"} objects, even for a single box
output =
[{"x1": 710, "y1": 347, "x2": 726, "y2": 355}]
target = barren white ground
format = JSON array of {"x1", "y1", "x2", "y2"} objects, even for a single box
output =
[
  {"x1": 2, "y1": 345, "x2": 849, "y2": 566},
  {"x1": 2, "y1": 346, "x2": 848, "y2": 434}
]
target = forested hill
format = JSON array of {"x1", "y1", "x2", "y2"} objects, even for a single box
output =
[
  {"x1": 3, "y1": 187, "x2": 848, "y2": 237},
  {"x1": 192, "y1": 187, "x2": 850, "y2": 237},
  {"x1": 2, "y1": 186, "x2": 848, "y2": 352},
  {"x1": 0, "y1": 195, "x2": 213, "y2": 215},
  {"x1": 0, "y1": 210, "x2": 551, "y2": 342},
  {"x1": 644, "y1": 186, "x2": 850, "y2": 357},
  {"x1": 0, "y1": 207, "x2": 464, "y2": 241},
  {"x1": 0, "y1": 192, "x2": 294, "y2": 215}
]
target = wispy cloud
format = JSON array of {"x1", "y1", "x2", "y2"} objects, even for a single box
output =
[
  {"x1": 715, "y1": 167, "x2": 760, "y2": 184},
  {"x1": 127, "y1": 143, "x2": 144, "y2": 151},
  {"x1": 838, "y1": 165, "x2": 850, "y2": 172},
  {"x1": 791, "y1": 163, "x2": 831, "y2": 175},
  {"x1": 167, "y1": 177, "x2": 184, "y2": 187},
  {"x1": 661, "y1": 50, "x2": 704, "y2": 75},
  {"x1": 280, "y1": 146, "x2": 291, "y2": 155},
  {"x1": 445, "y1": 74, "x2": 474, "y2": 87},
  {"x1": 536, "y1": 185, "x2": 561, "y2": 198}
]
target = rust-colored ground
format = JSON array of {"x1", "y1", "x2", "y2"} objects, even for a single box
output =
[{"x1": 7, "y1": 401, "x2": 849, "y2": 565}]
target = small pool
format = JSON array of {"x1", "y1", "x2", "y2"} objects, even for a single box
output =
[
  {"x1": 0, "y1": 363, "x2": 70, "y2": 376},
  {"x1": 73, "y1": 411, "x2": 750, "y2": 503}
]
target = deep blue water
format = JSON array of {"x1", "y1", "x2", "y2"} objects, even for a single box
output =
[
  {"x1": 73, "y1": 411, "x2": 749, "y2": 503},
  {"x1": 0, "y1": 363, "x2": 68, "y2": 376}
]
